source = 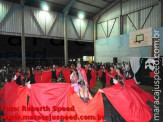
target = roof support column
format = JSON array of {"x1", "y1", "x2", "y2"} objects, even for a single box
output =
[
  {"x1": 64, "y1": 13, "x2": 68, "y2": 66},
  {"x1": 159, "y1": 0, "x2": 163, "y2": 27},
  {"x1": 20, "y1": 0, "x2": 26, "y2": 73},
  {"x1": 62, "y1": 0, "x2": 76, "y2": 66},
  {"x1": 119, "y1": 0, "x2": 123, "y2": 35},
  {"x1": 93, "y1": 19, "x2": 97, "y2": 62}
]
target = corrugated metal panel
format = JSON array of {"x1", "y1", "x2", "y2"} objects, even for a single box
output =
[
  {"x1": 24, "y1": 7, "x2": 44, "y2": 36},
  {"x1": 0, "y1": 1, "x2": 12, "y2": 22},
  {"x1": 140, "y1": 7, "x2": 151, "y2": 28},
  {"x1": 72, "y1": 17, "x2": 89, "y2": 38},
  {"x1": 44, "y1": 0, "x2": 69, "y2": 5},
  {"x1": 49, "y1": 13, "x2": 64, "y2": 38},
  {"x1": 141, "y1": 5, "x2": 160, "y2": 29},
  {"x1": 67, "y1": 16, "x2": 79, "y2": 39},
  {"x1": 97, "y1": 23, "x2": 107, "y2": 39},
  {"x1": 0, "y1": 1, "x2": 94, "y2": 41},
  {"x1": 73, "y1": 2, "x2": 100, "y2": 13},
  {"x1": 72, "y1": 17, "x2": 80, "y2": 37},
  {"x1": 31, "y1": 7, "x2": 46, "y2": 34},
  {"x1": 126, "y1": 16, "x2": 137, "y2": 33},
  {"x1": 108, "y1": 18, "x2": 119, "y2": 37},
  {"x1": 24, "y1": 6, "x2": 57, "y2": 36},
  {"x1": 45, "y1": 11, "x2": 57, "y2": 35},
  {"x1": 98, "y1": 3, "x2": 120, "y2": 23},
  {"x1": 80, "y1": 19, "x2": 89, "y2": 38},
  {"x1": 101, "y1": 21, "x2": 107, "y2": 37},
  {"x1": 83, "y1": 20, "x2": 93, "y2": 41},
  {"x1": 128, "y1": 12, "x2": 139, "y2": 29},
  {"x1": 0, "y1": 4, "x2": 21, "y2": 35},
  {"x1": 122, "y1": 0, "x2": 159, "y2": 15},
  {"x1": 78, "y1": 0, "x2": 108, "y2": 8}
]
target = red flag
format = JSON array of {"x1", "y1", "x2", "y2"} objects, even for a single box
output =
[
  {"x1": 124, "y1": 79, "x2": 154, "y2": 103},
  {"x1": 98, "y1": 69, "x2": 102, "y2": 79},
  {"x1": 78, "y1": 68, "x2": 88, "y2": 83},
  {"x1": 0, "y1": 82, "x2": 27, "y2": 122},
  {"x1": 28, "y1": 83, "x2": 71, "y2": 122},
  {"x1": 62, "y1": 68, "x2": 71, "y2": 83},
  {"x1": 90, "y1": 69, "x2": 97, "y2": 89},
  {"x1": 34, "y1": 70, "x2": 42, "y2": 83},
  {"x1": 41, "y1": 69, "x2": 52, "y2": 83},
  {"x1": 66, "y1": 90, "x2": 104, "y2": 122},
  {"x1": 55, "y1": 67, "x2": 63, "y2": 78},
  {"x1": 103, "y1": 84, "x2": 153, "y2": 122}
]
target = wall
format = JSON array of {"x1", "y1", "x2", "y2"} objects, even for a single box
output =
[
  {"x1": 0, "y1": 1, "x2": 93, "y2": 42},
  {"x1": 97, "y1": 0, "x2": 160, "y2": 39},
  {"x1": 95, "y1": 27, "x2": 163, "y2": 63}
]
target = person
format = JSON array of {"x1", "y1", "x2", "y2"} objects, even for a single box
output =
[
  {"x1": 6, "y1": 72, "x2": 16, "y2": 83},
  {"x1": 77, "y1": 80, "x2": 92, "y2": 103},
  {"x1": 52, "y1": 65, "x2": 57, "y2": 83},
  {"x1": 98, "y1": 75, "x2": 125, "y2": 122},
  {"x1": 76, "y1": 62, "x2": 88, "y2": 91},
  {"x1": 99, "y1": 75, "x2": 153, "y2": 122},
  {"x1": 70, "y1": 69, "x2": 79, "y2": 84},
  {"x1": 124, "y1": 71, "x2": 154, "y2": 103},
  {"x1": 113, "y1": 75, "x2": 125, "y2": 86},
  {"x1": 86, "y1": 66, "x2": 92, "y2": 88},
  {"x1": 76, "y1": 62, "x2": 87, "y2": 83},
  {"x1": 115, "y1": 68, "x2": 125, "y2": 81},
  {"x1": 107, "y1": 66, "x2": 117, "y2": 86},
  {"x1": 15, "y1": 68, "x2": 24, "y2": 85},
  {"x1": 29, "y1": 68, "x2": 36, "y2": 84},
  {"x1": 101, "y1": 66, "x2": 106, "y2": 88},
  {"x1": 70, "y1": 69, "x2": 79, "y2": 92}
]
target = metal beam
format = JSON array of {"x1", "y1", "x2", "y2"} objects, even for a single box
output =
[
  {"x1": 119, "y1": 0, "x2": 123, "y2": 35},
  {"x1": 62, "y1": 0, "x2": 76, "y2": 14},
  {"x1": 127, "y1": 15, "x2": 137, "y2": 30},
  {"x1": 160, "y1": 0, "x2": 163, "y2": 27},
  {"x1": 93, "y1": 20, "x2": 97, "y2": 62},
  {"x1": 108, "y1": 18, "x2": 117, "y2": 37},
  {"x1": 20, "y1": 0, "x2": 26, "y2": 73},
  {"x1": 64, "y1": 15, "x2": 68, "y2": 66},
  {"x1": 92, "y1": 0, "x2": 120, "y2": 21},
  {"x1": 0, "y1": 3, "x2": 14, "y2": 25},
  {"x1": 63, "y1": 0, "x2": 76, "y2": 66},
  {"x1": 77, "y1": 0, "x2": 102, "y2": 9},
  {"x1": 141, "y1": 6, "x2": 154, "y2": 29}
]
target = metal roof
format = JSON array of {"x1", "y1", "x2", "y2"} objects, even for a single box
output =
[{"x1": 4, "y1": 0, "x2": 120, "y2": 19}]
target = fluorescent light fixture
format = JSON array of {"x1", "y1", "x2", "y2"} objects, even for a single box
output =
[
  {"x1": 78, "y1": 11, "x2": 85, "y2": 19},
  {"x1": 41, "y1": 2, "x2": 49, "y2": 11},
  {"x1": 43, "y1": 5, "x2": 49, "y2": 11}
]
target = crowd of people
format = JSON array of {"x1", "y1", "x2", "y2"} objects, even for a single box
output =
[
  {"x1": 0, "y1": 61, "x2": 131, "y2": 86},
  {"x1": 0, "y1": 61, "x2": 154, "y2": 122}
]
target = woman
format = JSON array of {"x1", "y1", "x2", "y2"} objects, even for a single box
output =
[
  {"x1": 107, "y1": 66, "x2": 117, "y2": 86},
  {"x1": 101, "y1": 65, "x2": 107, "y2": 88},
  {"x1": 115, "y1": 68, "x2": 125, "y2": 81},
  {"x1": 77, "y1": 80, "x2": 92, "y2": 103},
  {"x1": 70, "y1": 69, "x2": 79, "y2": 84},
  {"x1": 52, "y1": 66, "x2": 57, "y2": 83},
  {"x1": 99, "y1": 75, "x2": 153, "y2": 122},
  {"x1": 99, "y1": 75, "x2": 125, "y2": 122},
  {"x1": 113, "y1": 75, "x2": 125, "y2": 86},
  {"x1": 86, "y1": 66, "x2": 92, "y2": 88},
  {"x1": 70, "y1": 69, "x2": 80, "y2": 92},
  {"x1": 29, "y1": 68, "x2": 36, "y2": 84}
]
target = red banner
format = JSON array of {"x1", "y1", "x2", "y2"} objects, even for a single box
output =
[{"x1": 103, "y1": 83, "x2": 153, "y2": 122}]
